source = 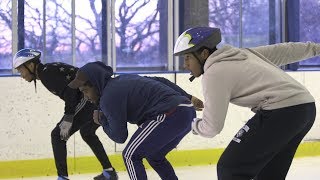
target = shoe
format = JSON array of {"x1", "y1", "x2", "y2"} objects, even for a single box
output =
[
  {"x1": 57, "y1": 176, "x2": 69, "y2": 180},
  {"x1": 93, "y1": 169, "x2": 118, "y2": 180}
]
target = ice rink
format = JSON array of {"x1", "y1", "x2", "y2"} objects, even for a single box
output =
[{"x1": 3, "y1": 156, "x2": 320, "y2": 180}]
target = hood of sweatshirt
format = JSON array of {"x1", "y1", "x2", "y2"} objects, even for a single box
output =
[
  {"x1": 79, "y1": 61, "x2": 113, "y2": 95},
  {"x1": 204, "y1": 45, "x2": 248, "y2": 72}
]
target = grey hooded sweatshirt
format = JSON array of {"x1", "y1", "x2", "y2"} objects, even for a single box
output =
[{"x1": 192, "y1": 42, "x2": 319, "y2": 138}]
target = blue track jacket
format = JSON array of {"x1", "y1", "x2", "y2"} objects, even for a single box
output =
[{"x1": 79, "y1": 62, "x2": 192, "y2": 143}]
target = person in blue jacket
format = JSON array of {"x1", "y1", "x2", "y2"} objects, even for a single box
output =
[{"x1": 68, "y1": 61, "x2": 200, "y2": 180}]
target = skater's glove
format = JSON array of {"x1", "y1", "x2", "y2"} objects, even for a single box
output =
[
  {"x1": 191, "y1": 96, "x2": 204, "y2": 111},
  {"x1": 93, "y1": 110, "x2": 103, "y2": 125},
  {"x1": 191, "y1": 118, "x2": 201, "y2": 135},
  {"x1": 59, "y1": 114, "x2": 74, "y2": 141}
]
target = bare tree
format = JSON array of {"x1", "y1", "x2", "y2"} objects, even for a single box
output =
[
  {"x1": 5, "y1": 0, "x2": 317, "y2": 69},
  {"x1": 0, "y1": 0, "x2": 12, "y2": 52},
  {"x1": 0, "y1": 0, "x2": 161, "y2": 67},
  {"x1": 300, "y1": 0, "x2": 320, "y2": 42},
  {"x1": 158, "y1": 0, "x2": 167, "y2": 65},
  {"x1": 116, "y1": 0, "x2": 159, "y2": 64},
  {"x1": 209, "y1": 0, "x2": 240, "y2": 34},
  {"x1": 209, "y1": 0, "x2": 270, "y2": 46}
]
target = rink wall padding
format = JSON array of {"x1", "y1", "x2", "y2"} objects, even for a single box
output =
[{"x1": 0, "y1": 142, "x2": 319, "y2": 179}]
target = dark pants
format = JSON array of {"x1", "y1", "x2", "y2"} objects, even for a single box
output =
[
  {"x1": 122, "y1": 105, "x2": 196, "y2": 180},
  {"x1": 217, "y1": 102, "x2": 316, "y2": 180},
  {"x1": 51, "y1": 102, "x2": 113, "y2": 177}
]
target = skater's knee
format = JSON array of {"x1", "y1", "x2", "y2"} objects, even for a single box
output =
[
  {"x1": 146, "y1": 155, "x2": 166, "y2": 166},
  {"x1": 148, "y1": 159, "x2": 166, "y2": 167},
  {"x1": 79, "y1": 129, "x2": 97, "y2": 142},
  {"x1": 122, "y1": 147, "x2": 142, "y2": 161},
  {"x1": 51, "y1": 127, "x2": 60, "y2": 139},
  {"x1": 217, "y1": 160, "x2": 224, "y2": 175},
  {"x1": 217, "y1": 158, "x2": 234, "y2": 179},
  {"x1": 217, "y1": 165, "x2": 234, "y2": 180},
  {"x1": 217, "y1": 159, "x2": 256, "y2": 180},
  {"x1": 122, "y1": 148, "x2": 129, "y2": 159}
]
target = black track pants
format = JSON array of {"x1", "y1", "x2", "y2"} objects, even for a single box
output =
[
  {"x1": 217, "y1": 102, "x2": 316, "y2": 180},
  {"x1": 51, "y1": 102, "x2": 113, "y2": 177}
]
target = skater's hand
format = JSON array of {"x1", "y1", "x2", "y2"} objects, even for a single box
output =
[
  {"x1": 93, "y1": 110, "x2": 103, "y2": 125},
  {"x1": 191, "y1": 96, "x2": 204, "y2": 111},
  {"x1": 191, "y1": 118, "x2": 201, "y2": 135},
  {"x1": 59, "y1": 115, "x2": 73, "y2": 141}
]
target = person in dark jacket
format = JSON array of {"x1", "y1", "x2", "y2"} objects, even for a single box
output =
[
  {"x1": 13, "y1": 48, "x2": 117, "y2": 180},
  {"x1": 68, "y1": 61, "x2": 199, "y2": 180}
]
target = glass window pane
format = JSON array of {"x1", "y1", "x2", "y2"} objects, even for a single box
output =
[
  {"x1": 115, "y1": 0, "x2": 166, "y2": 71},
  {"x1": 209, "y1": 0, "x2": 240, "y2": 47},
  {"x1": 25, "y1": 0, "x2": 43, "y2": 53},
  {"x1": 75, "y1": 0, "x2": 102, "y2": 67},
  {"x1": 0, "y1": 0, "x2": 12, "y2": 74},
  {"x1": 242, "y1": 0, "x2": 281, "y2": 47},
  {"x1": 45, "y1": 0, "x2": 72, "y2": 64},
  {"x1": 299, "y1": 0, "x2": 320, "y2": 66},
  {"x1": 209, "y1": 0, "x2": 281, "y2": 48}
]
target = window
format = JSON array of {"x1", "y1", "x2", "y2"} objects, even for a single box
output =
[
  {"x1": 1, "y1": 0, "x2": 171, "y2": 75},
  {"x1": 1, "y1": 0, "x2": 318, "y2": 75},
  {"x1": 0, "y1": 0, "x2": 12, "y2": 74},
  {"x1": 24, "y1": 0, "x2": 44, "y2": 56},
  {"x1": 242, "y1": 0, "x2": 281, "y2": 47},
  {"x1": 209, "y1": 0, "x2": 281, "y2": 48},
  {"x1": 297, "y1": 0, "x2": 320, "y2": 68},
  {"x1": 285, "y1": 0, "x2": 320, "y2": 70},
  {"x1": 75, "y1": 0, "x2": 103, "y2": 67},
  {"x1": 115, "y1": 0, "x2": 168, "y2": 71},
  {"x1": 209, "y1": 0, "x2": 241, "y2": 47},
  {"x1": 45, "y1": 0, "x2": 72, "y2": 64}
]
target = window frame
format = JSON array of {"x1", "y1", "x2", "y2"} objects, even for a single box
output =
[{"x1": 2, "y1": 0, "x2": 319, "y2": 76}]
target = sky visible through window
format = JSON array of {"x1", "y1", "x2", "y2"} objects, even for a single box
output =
[{"x1": 1, "y1": 0, "x2": 320, "y2": 73}]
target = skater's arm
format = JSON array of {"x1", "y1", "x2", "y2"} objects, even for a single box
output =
[
  {"x1": 63, "y1": 86, "x2": 81, "y2": 115},
  {"x1": 192, "y1": 67, "x2": 233, "y2": 138},
  {"x1": 99, "y1": 96, "x2": 128, "y2": 144},
  {"x1": 250, "y1": 42, "x2": 320, "y2": 66},
  {"x1": 146, "y1": 76, "x2": 192, "y2": 100},
  {"x1": 147, "y1": 76, "x2": 204, "y2": 110}
]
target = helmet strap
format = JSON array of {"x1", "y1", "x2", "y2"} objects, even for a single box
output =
[
  {"x1": 189, "y1": 47, "x2": 216, "y2": 81},
  {"x1": 187, "y1": 52, "x2": 205, "y2": 82},
  {"x1": 23, "y1": 63, "x2": 37, "y2": 93},
  {"x1": 33, "y1": 63, "x2": 37, "y2": 93},
  {"x1": 192, "y1": 52, "x2": 205, "y2": 74}
]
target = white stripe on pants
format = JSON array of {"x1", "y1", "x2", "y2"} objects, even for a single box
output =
[{"x1": 123, "y1": 114, "x2": 166, "y2": 180}]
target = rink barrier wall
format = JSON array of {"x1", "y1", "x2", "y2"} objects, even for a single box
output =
[{"x1": 0, "y1": 141, "x2": 319, "y2": 179}]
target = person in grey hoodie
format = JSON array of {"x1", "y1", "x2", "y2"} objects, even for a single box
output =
[{"x1": 173, "y1": 26, "x2": 318, "y2": 180}]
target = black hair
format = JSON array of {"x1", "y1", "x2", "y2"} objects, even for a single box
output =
[
  {"x1": 32, "y1": 58, "x2": 41, "y2": 64},
  {"x1": 196, "y1": 46, "x2": 217, "y2": 56},
  {"x1": 83, "y1": 81, "x2": 94, "y2": 87}
]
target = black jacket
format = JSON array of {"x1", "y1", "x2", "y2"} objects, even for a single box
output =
[{"x1": 37, "y1": 62, "x2": 83, "y2": 115}]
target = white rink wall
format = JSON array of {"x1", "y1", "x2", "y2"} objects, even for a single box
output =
[{"x1": 0, "y1": 72, "x2": 320, "y2": 161}]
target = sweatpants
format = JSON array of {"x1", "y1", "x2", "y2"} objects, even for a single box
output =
[
  {"x1": 217, "y1": 102, "x2": 316, "y2": 180},
  {"x1": 51, "y1": 100, "x2": 113, "y2": 177},
  {"x1": 122, "y1": 104, "x2": 196, "y2": 180}
]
